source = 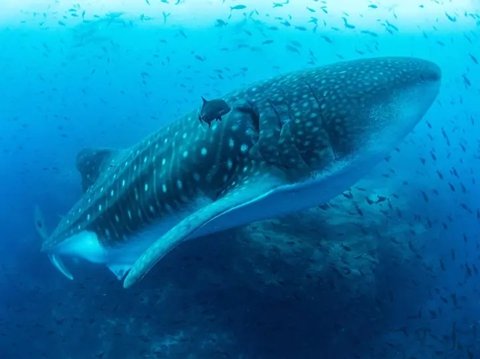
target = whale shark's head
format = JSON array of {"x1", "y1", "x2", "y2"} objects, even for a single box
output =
[{"x1": 269, "y1": 57, "x2": 441, "y2": 174}]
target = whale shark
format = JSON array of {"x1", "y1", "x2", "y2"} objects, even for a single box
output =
[{"x1": 37, "y1": 57, "x2": 441, "y2": 288}]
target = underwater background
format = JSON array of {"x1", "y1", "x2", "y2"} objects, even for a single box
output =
[{"x1": 1, "y1": 0, "x2": 479, "y2": 358}]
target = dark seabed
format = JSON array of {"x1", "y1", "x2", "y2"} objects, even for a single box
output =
[{"x1": 1, "y1": 1, "x2": 479, "y2": 358}]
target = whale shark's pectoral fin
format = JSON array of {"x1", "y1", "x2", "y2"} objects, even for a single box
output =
[
  {"x1": 123, "y1": 173, "x2": 284, "y2": 288},
  {"x1": 48, "y1": 254, "x2": 74, "y2": 281}
]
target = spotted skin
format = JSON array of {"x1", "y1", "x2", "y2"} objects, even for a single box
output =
[
  {"x1": 41, "y1": 57, "x2": 441, "y2": 286},
  {"x1": 42, "y1": 98, "x2": 260, "y2": 250}
]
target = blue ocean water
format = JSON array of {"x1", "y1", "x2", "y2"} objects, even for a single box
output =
[{"x1": 0, "y1": 1, "x2": 479, "y2": 358}]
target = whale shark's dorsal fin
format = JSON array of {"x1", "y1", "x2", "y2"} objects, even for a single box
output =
[
  {"x1": 123, "y1": 172, "x2": 285, "y2": 288},
  {"x1": 76, "y1": 148, "x2": 117, "y2": 192}
]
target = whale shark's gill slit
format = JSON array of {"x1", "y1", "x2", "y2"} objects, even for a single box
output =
[
  {"x1": 275, "y1": 86, "x2": 297, "y2": 128},
  {"x1": 324, "y1": 115, "x2": 353, "y2": 161},
  {"x1": 267, "y1": 100, "x2": 291, "y2": 129},
  {"x1": 306, "y1": 83, "x2": 322, "y2": 113},
  {"x1": 265, "y1": 98, "x2": 312, "y2": 171},
  {"x1": 306, "y1": 83, "x2": 339, "y2": 161},
  {"x1": 234, "y1": 102, "x2": 260, "y2": 134}
]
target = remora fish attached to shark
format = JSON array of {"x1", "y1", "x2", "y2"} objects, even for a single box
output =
[{"x1": 38, "y1": 57, "x2": 441, "y2": 288}]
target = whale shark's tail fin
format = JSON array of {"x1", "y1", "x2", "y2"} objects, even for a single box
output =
[
  {"x1": 34, "y1": 205, "x2": 48, "y2": 241},
  {"x1": 34, "y1": 205, "x2": 74, "y2": 281}
]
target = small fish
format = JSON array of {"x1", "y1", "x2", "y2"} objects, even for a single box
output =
[
  {"x1": 361, "y1": 30, "x2": 378, "y2": 37},
  {"x1": 384, "y1": 20, "x2": 399, "y2": 32},
  {"x1": 273, "y1": 0, "x2": 289, "y2": 7},
  {"x1": 469, "y1": 53, "x2": 478, "y2": 64},
  {"x1": 321, "y1": 35, "x2": 333, "y2": 44},
  {"x1": 440, "y1": 258, "x2": 446, "y2": 271},
  {"x1": 199, "y1": 97, "x2": 231, "y2": 127},
  {"x1": 286, "y1": 44, "x2": 300, "y2": 54},
  {"x1": 420, "y1": 190, "x2": 429, "y2": 202},
  {"x1": 162, "y1": 12, "x2": 170, "y2": 24},
  {"x1": 460, "y1": 203, "x2": 472, "y2": 214},
  {"x1": 445, "y1": 12, "x2": 456, "y2": 22},
  {"x1": 342, "y1": 17, "x2": 355, "y2": 29},
  {"x1": 230, "y1": 4, "x2": 246, "y2": 10},
  {"x1": 342, "y1": 191, "x2": 353, "y2": 199}
]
